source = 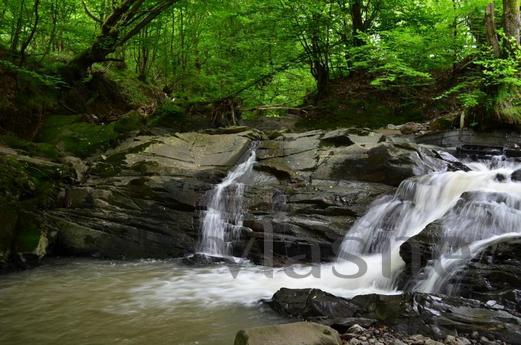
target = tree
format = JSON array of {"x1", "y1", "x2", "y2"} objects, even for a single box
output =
[
  {"x1": 62, "y1": 0, "x2": 180, "y2": 81},
  {"x1": 503, "y1": 0, "x2": 521, "y2": 45}
]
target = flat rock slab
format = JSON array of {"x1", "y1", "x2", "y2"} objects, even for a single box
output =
[{"x1": 234, "y1": 322, "x2": 341, "y2": 345}]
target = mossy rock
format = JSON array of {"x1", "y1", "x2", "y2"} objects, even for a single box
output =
[
  {"x1": 36, "y1": 113, "x2": 145, "y2": 158},
  {"x1": 14, "y1": 213, "x2": 43, "y2": 253},
  {"x1": 0, "y1": 207, "x2": 18, "y2": 263}
]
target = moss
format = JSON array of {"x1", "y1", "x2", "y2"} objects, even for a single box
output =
[
  {"x1": 36, "y1": 113, "x2": 148, "y2": 158},
  {"x1": 14, "y1": 214, "x2": 41, "y2": 253},
  {"x1": 90, "y1": 142, "x2": 155, "y2": 177},
  {"x1": 147, "y1": 102, "x2": 187, "y2": 128},
  {"x1": 0, "y1": 60, "x2": 62, "y2": 138},
  {"x1": 0, "y1": 155, "x2": 65, "y2": 207},
  {"x1": 114, "y1": 111, "x2": 145, "y2": 133},
  {"x1": 0, "y1": 134, "x2": 61, "y2": 160},
  {"x1": 37, "y1": 115, "x2": 119, "y2": 158},
  {"x1": 0, "y1": 208, "x2": 18, "y2": 253},
  {"x1": 0, "y1": 154, "x2": 67, "y2": 267}
]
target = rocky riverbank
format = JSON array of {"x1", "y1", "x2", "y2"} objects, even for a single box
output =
[
  {"x1": 261, "y1": 288, "x2": 521, "y2": 345},
  {"x1": 9, "y1": 126, "x2": 469, "y2": 267},
  {"x1": 2, "y1": 126, "x2": 521, "y2": 345}
]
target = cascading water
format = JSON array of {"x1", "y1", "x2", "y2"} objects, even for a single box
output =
[
  {"x1": 337, "y1": 157, "x2": 521, "y2": 291},
  {"x1": 198, "y1": 144, "x2": 257, "y2": 257},
  {"x1": 133, "y1": 153, "x2": 521, "y2": 306}
]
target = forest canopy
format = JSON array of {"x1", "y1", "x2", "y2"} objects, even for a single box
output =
[{"x1": 1, "y1": 0, "x2": 521, "y2": 129}]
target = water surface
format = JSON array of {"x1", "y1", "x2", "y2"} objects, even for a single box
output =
[{"x1": 0, "y1": 259, "x2": 286, "y2": 345}]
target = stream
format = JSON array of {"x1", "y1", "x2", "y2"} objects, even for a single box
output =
[
  {"x1": 2, "y1": 149, "x2": 521, "y2": 345},
  {"x1": 0, "y1": 259, "x2": 286, "y2": 345}
]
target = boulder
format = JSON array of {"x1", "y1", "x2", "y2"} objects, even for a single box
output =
[
  {"x1": 267, "y1": 288, "x2": 521, "y2": 344},
  {"x1": 445, "y1": 237, "x2": 521, "y2": 314},
  {"x1": 400, "y1": 122, "x2": 428, "y2": 135},
  {"x1": 0, "y1": 149, "x2": 67, "y2": 272},
  {"x1": 512, "y1": 169, "x2": 521, "y2": 182},
  {"x1": 398, "y1": 221, "x2": 442, "y2": 288},
  {"x1": 234, "y1": 322, "x2": 342, "y2": 345},
  {"x1": 267, "y1": 288, "x2": 363, "y2": 320},
  {"x1": 313, "y1": 140, "x2": 468, "y2": 187}
]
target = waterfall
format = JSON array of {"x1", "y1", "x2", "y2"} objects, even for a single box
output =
[
  {"x1": 198, "y1": 144, "x2": 257, "y2": 257},
  {"x1": 137, "y1": 154, "x2": 521, "y2": 307},
  {"x1": 337, "y1": 157, "x2": 521, "y2": 291}
]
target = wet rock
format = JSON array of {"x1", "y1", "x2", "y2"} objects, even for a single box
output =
[
  {"x1": 48, "y1": 131, "x2": 258, "y2": 259},
  {"x1": 495, "y1": 173, "x2": 507, "y2": 182},
  {"x1": 267, "y1": 288, "x2": 362, "y2": 320},
  {"x1": 45, "y1": 128, "x2": 465, "y2": 264},
  {"x1": 239, "y1": 179, "x2": 394, "y2": 265},
  {"x1": 445, "y1": 237, "x2": 521, "y2": 314},
  {"x1": 267, "y1": 289, "x2": 521, "y2": 344},
  {"x1": 234, "y1": 322, "x2": 342, "y2": 345},
  {"x1": 398, "y1": 221, "x2": 442, "y2": 288},
  {"x1": 181, "y1": 253, "x2": 237, "y2": 266},
  {"x1": 314, "y1": 141, "x2": 466, "y2": 187},
  {"x1": 512, "y1": 169, "x2": 521, "y2": 182}
]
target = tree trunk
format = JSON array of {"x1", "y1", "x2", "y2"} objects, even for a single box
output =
[
  {"x1": 62, "y1": 0, "x2": 178, "y2": 82},
  {"x1": 19, "y1": 0, "x2": 41, "y2": 65},
  {"x1": 10, "y1": 0, "x2": 26, "y2": 53},
  {"x1": 503, "y1": 0, "x2": 521, "y2": 44},
  {"x1": 350, "y1": 0, "x2": 364, "y2": 46},
  {"x1": 485, "y1": 3, "x2": 501, "y2": 57}
]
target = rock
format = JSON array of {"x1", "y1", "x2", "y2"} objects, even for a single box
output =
[
  {"x1": 416, "y1": 129, "x2": 521, "y2": 151},
  {"x1": 512, "y1": 169, "x2": 521, "y2": 182},
  {"x1": 238, "y1": 178, "x2": 394, "y2": 265},
  {"x1": 47, "y1": 131, "x2": 259, "y2": 260},
  {"x1": 0, "y1": 150, "x2": 67, "y2": 272},
  {"x1": 398, "y1": 221, "x2": 442, "y2": 288},
  {"x1": 321, "y1": 129, "x2": 356, "y2": 147},
  {"x1": 234, "y1": 322, "x2": 341, "y2": 345},
  {"x1": 181, "y1": 253, "x2": 237, "y2": 266},
  {"x1": 400, "y1": 122, "x2": 428, "y2": 135},
  {"x1": 347, "y1": 324, "x2": 366, "y2": 334},
  {"x1": 267, "y1": 289, "x2": 521, "y2": 344},
  {"x1": 445, "y1": 237, "x2": 521, "y2": 314},
  {"x1": 495, "y1": 173, "x2": 507, "y2": 182},
  {"x1": 0, "y1": 208, "x2": 19, "y2": 271},
  {"x1": 408, "y1": 334, "x2": 428, "y2": 344},
  {"x1": 445, "y1": 336, "x2": 471, "y2": 345},
  {"x1": 43, "y1": 128, "x2": 465, "y2": 264},
  {"x1": 314, "y1": 140, "x2": 467, "y2": 187},
  {"x1": 61, "y1": 156, "x2": 88, "y2": 182},
  {"x1": 266, "y1": 288, "x2": 362, "y2": 320},
  {"x1": 424, "y1": 339, "x2": 444, "y2": 345}
]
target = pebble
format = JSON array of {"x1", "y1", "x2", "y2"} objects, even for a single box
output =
[
  {"x1": 338, "y1": 326, "x2": 490, "y2": 345},
  {"x1": 348, "y1": 324, "x2": 366, "y2": 334}
]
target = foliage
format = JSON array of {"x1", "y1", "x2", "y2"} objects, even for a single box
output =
[{"x1": 0, "y1": 0, "x2": 521, "y2": 129}]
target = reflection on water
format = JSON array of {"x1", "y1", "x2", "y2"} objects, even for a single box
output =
[{"x1": 0, "y1": 259, "x2": 286, "y2": 345}]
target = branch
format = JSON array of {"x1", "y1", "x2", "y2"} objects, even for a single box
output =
[
  {"x1": 81, "y1": 0, "x2": 102, "y2": 24},
  {"x1": 119, "y1": 0, "x2": 177, "y2": 45}
]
